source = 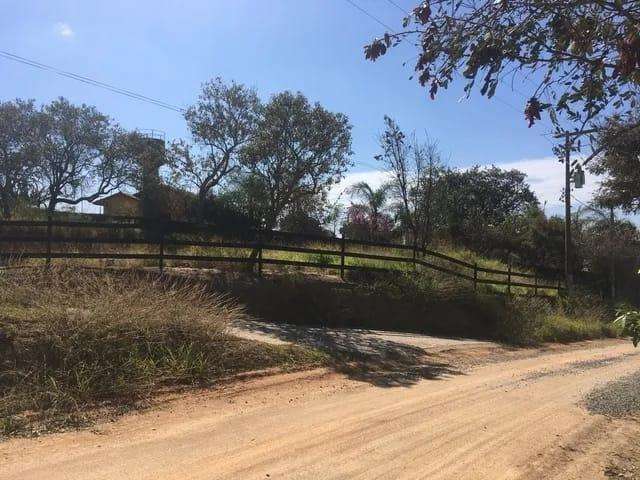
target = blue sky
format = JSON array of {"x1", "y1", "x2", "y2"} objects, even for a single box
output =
[{"x1": 0, "y1": 0, "x2": 618, "y2": 218}]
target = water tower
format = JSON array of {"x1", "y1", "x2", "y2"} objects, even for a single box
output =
[{"x1": 136, "y1": 129, "x2": 166, "y2": 219}]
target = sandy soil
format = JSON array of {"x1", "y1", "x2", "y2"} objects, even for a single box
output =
[{"x1": 2, "y1": 339, "x2": 639, "y2": 480}]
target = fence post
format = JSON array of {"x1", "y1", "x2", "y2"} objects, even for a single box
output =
[
  {"x1": 507, "y1": 262, "x2": 512, "y2": 295},
  {"x1": 257, "y1": 234, "x2": 263, "y2": 277},
  {"x1": 45, "y1": 213, "x2": 52, "y2": 269},
  {"x1": 340, "y1": 237, "x2": 346, "y2": 280},
  {"x1": 534, "y1": 272, "x2": 538, "y2": 296},
  {"x1": 158, "y1": 223, "x2": 165, "y2": 274},
  {"x1": 473, "y1": 262, "x2": 478, "y2": 292},
  {"x1": 412, "y1": 243, "x2": 417, "y2": 270}
]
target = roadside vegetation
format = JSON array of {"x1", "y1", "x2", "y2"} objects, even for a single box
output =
[
  {"x1": 216, "y1": 269, "x2": 618, "y2": 346},
  {"x1": 0, "y1": 267, "x2": 325, "y2": 438},
  {"x1": 0, "y1": 262, "x2": 619, "y2": 439}
]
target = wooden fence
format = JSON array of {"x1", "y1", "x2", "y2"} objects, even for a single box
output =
[{"x1": 0, "y1": 218, "x2": 563, "y2": 294}]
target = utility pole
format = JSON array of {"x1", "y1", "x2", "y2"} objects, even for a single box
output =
[
  {"x1": 564, "y1": 132, "x2": 573, "y2": 291},
  {"x1": 554, "y1": 127, "x2": 599, "y2": 294},
  {"x1": 609, "y1": 205, "x2": 616, "y2": 301}
]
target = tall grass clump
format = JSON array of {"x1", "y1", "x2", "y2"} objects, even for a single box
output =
[
  {"x1": 0, "y1": 267, "x2": 323, "y2": 436},
  {"x1": 493, "y1": 289, "x2": 619, "y2": 345}
]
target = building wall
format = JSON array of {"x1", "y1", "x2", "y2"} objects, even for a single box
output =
[{"x1": 102, "y1": 196, "x2": 141, "y2": 217}]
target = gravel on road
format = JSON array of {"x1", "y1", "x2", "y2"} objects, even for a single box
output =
[{"x1": 585, "y1": 369, "x2": 640, "y2": 418}]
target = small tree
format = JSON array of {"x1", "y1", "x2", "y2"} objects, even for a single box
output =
[
  {"x1": 615, "y1": 309, "x2": 640, "y2": 347},
  {"x1": 168, "y1": 78, "x2": 261, "y2": 220},
  {"x1": 241, "y1": 91, "x2": 352, "y2": 229},
  {"x1": 35, "y1": 98, "x2": 133, "y2": 214},
  {"x1": 0, "y1": 99, "x2": 40, "y2": 218},
  {"x1": 376, "y1": 116, "x2": 445, "y2": 248},
  {"x1": 324, "y1": 197, "x2": 344, "y2": 237},
  {"x1": 347, "y1": 181, "x2": 391, "y2": 239},
  {"x1": 342, "y1": 203, "x2": 394, "y2": 242}
]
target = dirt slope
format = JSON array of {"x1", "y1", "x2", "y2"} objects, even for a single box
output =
[{"x1": 2, "y1": 340, "x2": 639, "y2": 480}]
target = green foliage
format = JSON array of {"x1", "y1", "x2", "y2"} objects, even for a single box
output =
[
  {"x1": 37, "y1": 97, "x2": 134, "y2": 212},
  {"x1": 439, "y1": 166, "x2": 539, "y2": 240},
  {"x1": 538, "y1": 314, "x2": 616, "y2": 344},
  {"x1": 280, "y1": 206, "x2": 328, "y2": 236},
  {"x1": 365, "y1": 1, "x2": 640, "y2": 130},
  {"x1": 0, "y1": 97, "x2": 136, "y2": 217},
  {"x1": 167, "y1": 78, "x2": 261, "y2": 219},
  {"x1": 0, "y1": 99, "x2": 40, "y2": 218},
  {"x1": 376, "y1": 116, "x2": 446, "y2": 248},
  {"x1": 591, "y1": 119, "x2": 640, "y2": 213},
  {"x1": 241, "y1": 91, "x2": 353, "y2": 229},
  {"x1": 614, "y1": 309, "x2": 640, "y2": 347}
]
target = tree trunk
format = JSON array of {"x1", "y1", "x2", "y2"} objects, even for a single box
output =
[
  {"x1": 609, "y1": 206, "x2": 616, "y2": 301},
  {"x1": 47, "y1": 197, "x2": 57, "y2": 215},
  {"x1": 197, "y1": 189, "x2": 207, "y2": 223},
  {"x1": 0, "y1": 189, "x2": 12, "y2": 219}
]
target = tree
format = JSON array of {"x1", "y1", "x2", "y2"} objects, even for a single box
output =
[
  {"x1": 347, "y1": 181, "x2": 391, "y2": 239},
  {"x1": 167, "y1": 78, "x2": 261, "y2": 219},
  {"x1": 342, "y1": 203, "x2": 394, "y2": 242},
  {"x1": 376, "y1": 116, "x2": 445, "y2": 248},
  {"x1": 280, "y1": 208, "x2": 327, "y2": 236},
  {"x1": 241, "y1": 91, "x2": 353, "y2": 229},
  {"x1": 590, "y1": 118, "x2": 640, "y2": 212},
  {"x1": 0, "y1": 99, "x2": 40, "y2": 218},
  {"x1": 324, "y1": 197, "x2": 345, "y2": 237},
  {"x1": 440, "y1": 166, "x2": 538, "y2": 238},
  {"x1": 35, "y1": 98, "x2": 133, "y2": 214},
  {"x1": 574, "y1": 202, "x2": 639, "y2": 300},
  {"x1": 364, "y1": 1, "x2": 640, "y2": 133}
]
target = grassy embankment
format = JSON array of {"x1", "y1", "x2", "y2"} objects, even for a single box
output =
[
  {"x1": 0, "y1": 263, "x2": 618, "y2": 438},
  {"x1": 219, "y1": 268, "x2": 618, "y2": 346},
  {"x1": 0, "y1": 267, "x2": 326, "y2": 437},
  {"x1": 0, "y1": 220, "x2": 619, "y2": 436}
]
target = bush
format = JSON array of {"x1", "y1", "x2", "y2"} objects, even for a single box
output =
[
  {"x1": 537, "y1": 315, "x2": 606, "y2": 343},
  {"x1": 614, "y1": 308, "x2": 640, "y2": 347},
  {"x1": 493, "y1": 295, "x2": 550, "y2": 345},
  {"x1": 494, "y1": 291, "x2": 618, "y2": 345}
]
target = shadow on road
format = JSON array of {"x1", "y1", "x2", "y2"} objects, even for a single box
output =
[{"x1": 233, "y1": 319, "x2": 464, "y2": 388}]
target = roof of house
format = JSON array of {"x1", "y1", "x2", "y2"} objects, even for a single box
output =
[{"x1": 93, "y1": 191, "x2": 140, "y2": 206}]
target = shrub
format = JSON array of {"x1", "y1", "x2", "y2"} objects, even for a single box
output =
[
  {"x1": 614, "y1": 308, "x2": 640, "y2": 347},
  {"x1": 537, "y1": 314, "x2": 605, "y2": 343},
  {"x1": 493, "y1": 295, "x2": 550, "y2": 345}
]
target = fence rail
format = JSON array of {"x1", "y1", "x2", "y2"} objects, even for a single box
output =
[{"x1": 0, "y1": 218, "x2": 563, "y2": 293}]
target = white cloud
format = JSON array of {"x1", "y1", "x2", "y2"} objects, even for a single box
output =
[
  {"x1": 491, "y1": 156, "x2": 601, "y2": 215},
  {"x1": 333, "y1": 158, "x2": 639, "y2": 224},
  {"x1": 54, "y1": 22, "x2": 75, "y2": 38},
  {"x1": 333, "y1": 157, "x2": 600, "y2": 214},
  {"x1": 329, "y1": 170, "x2": 394, "y2": 203}
]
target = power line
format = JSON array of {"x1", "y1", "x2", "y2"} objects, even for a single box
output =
[
  {"x1": 0, "y1": 50, "x2": 186, "y2": 113},
  {"x1": 343, "y1": 0, "x2": 398, "y2": 32},
  {"x1": 384, "y1": 0, "x2": 410, "y2": 15},
  {"x1": 344, "y1": 0, "x2": 530, "y2": 118}
]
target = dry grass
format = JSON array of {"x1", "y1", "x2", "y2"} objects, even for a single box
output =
[{"x1": 0, "y1": 267, "x2": 325, "y2": 437}]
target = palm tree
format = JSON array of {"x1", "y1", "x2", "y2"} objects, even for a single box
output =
[{"x1": 347, "y1": 181, "x2": 391, "y2": 238}]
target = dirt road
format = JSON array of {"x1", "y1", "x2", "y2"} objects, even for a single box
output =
[{"x1": 2, "y1": 339, "x2": 639, "y2": 480}]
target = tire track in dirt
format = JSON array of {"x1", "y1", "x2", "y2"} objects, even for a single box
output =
[{"x1": 1, "y1": 340, "x2": 638, "y2": 480}]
